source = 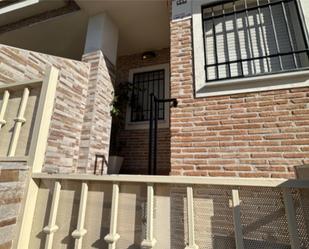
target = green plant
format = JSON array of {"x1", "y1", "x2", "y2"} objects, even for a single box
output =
[
  {"x1": 110, "y1": 81, "x2": 132, "y2": 119},
  {"x1": 110, "y1": 81, "x2": 135, "y2": 154}
]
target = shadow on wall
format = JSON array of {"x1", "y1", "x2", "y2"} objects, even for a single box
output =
[
  {"x1": 26, "y1": 181, "x2": 309, "y2": 249},
  {"x1": 203, "y1": 1, "x2": 309, "y2": 81},
  {"x1": 170, "y1": 186, "x2": 309, "y2": 249}
]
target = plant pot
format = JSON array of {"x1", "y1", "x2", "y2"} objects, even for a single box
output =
[{"x1": 108, "y1": 156, "x2": 124, "y2": 174}]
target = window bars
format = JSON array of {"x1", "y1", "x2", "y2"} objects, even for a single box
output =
[
  {"x1": 202, "y1": 0, "x2": 309, "y2": 82},
  {"x1": 131, "y1": 70, "x2": 165, "y2": 122}
]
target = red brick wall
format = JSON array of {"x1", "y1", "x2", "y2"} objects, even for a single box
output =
[
  {"x1": 115, "y1": 49, "x2": 171, "y2": 175},
  {"x1": 170, "y1": 19, "x2": 309, "y2": 178}
]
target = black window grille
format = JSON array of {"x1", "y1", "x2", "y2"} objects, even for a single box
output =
[
  {"x1": 131, "y1": 69, "x2": 165, "y2": 122},
  {"x1": 202, "y1": 0, "x2": 309, "y2": 82}
]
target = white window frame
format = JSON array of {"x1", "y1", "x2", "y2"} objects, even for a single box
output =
[
  {"x1": 192, "y1": 0, "x2": 309, "y2": 97},
  {"x1": 125, "y1": 63, "x2": 170, "y2": 130}
]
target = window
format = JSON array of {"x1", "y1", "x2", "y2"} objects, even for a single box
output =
[
  {"x1": 126, "y1": 64, "x2": 170, "y2": 130},
  {"x1": 131, "y1": 69, "x2": 165, "y2": 122},
  {"x1": 192, "y1": 0, "x2": 309, "y2": 96},
  {"x1": 203, "y1": 0, "x2": 309, "y2": 82}
]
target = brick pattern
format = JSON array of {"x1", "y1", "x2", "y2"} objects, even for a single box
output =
[
  {"x1": 115, "y1": 48, "x2": 171, "y2": 175},
  {"x1": 0, "y1": 45, "x2": 114, "y2": 174},
  {"x1": 79, "y1": 51, "x2": 115, "y2": 173},
  {"x1": 170, "y1": 18, "x2": 309, "y2": 178},
  {"x1": 0, "y1": 44, "x2": 90, "y2": 173},
  {"x1": 118, "y1": 129, "x2": 171, "y2": 175},
  {"x1": 0, "y1": 162, "x2": 28, "y2": 249}
]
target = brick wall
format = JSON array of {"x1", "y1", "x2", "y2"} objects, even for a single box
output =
[
  {"x1": 0, "y1": 44, "x2": 90, "y2": 173},
  {"x1": 0, "y1": 162, "x2": 27, "y2": 249},
  {"x1": 0, "y1": 45, "x2": 114, "y2": 174},
  {"x1": 0, "y1": 45, "x2": 115, "y2": 248},
  {"x1": 170, "y1": 18, "x2": 309, "y2": 178},
  {"x1": 79, "y1": 51, "x2": 115, "y2": 173},
  {"x1": 115, "y1": 48, "x2": 171, "y2": 175}
]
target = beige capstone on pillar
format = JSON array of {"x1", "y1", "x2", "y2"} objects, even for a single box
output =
[{"x1": 79, "y1": 12, "x2": 119, "y2": 174}]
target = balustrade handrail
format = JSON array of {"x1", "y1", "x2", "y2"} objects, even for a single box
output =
[
  {"x1": 32, "y1": 173, "x2": 309, "y2": 189},
  {"x1": 0, "y1": 79, "x2": 41, "y2": 91}
]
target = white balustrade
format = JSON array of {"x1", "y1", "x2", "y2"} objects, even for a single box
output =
[
  {"x1": 43, "y1": 181, "x2": 61, "y2": 249},
  {"x1": 0, "y1": 90, "x2": 9, "y2": 131}
]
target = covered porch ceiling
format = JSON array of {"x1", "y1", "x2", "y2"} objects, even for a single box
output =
[{"x1": 0, "y1": 0, "x2": 170, "y2": 60}]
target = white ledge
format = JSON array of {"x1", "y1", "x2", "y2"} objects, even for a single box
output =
[
  {"x1": 32, "y1": 173, "x2": 309, "y2": 188},
  {"x1": 0, "y1": 156, "x2": 28, "y2": 162},
  {"x1": 196, "y1": 70, "x2": 309, "y2": 98}
]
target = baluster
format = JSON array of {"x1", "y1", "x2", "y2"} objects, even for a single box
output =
[
  {"x1": 72, "y1": 182, "x2": 88, "y2": 249},
  {"x1": 0, "y1": 90, "x2": 9, "y2": 131},
  {"x1": 185, "y1": 186, "x2": 198, "y2": 249},
  {"x1": 43, "y1": 181, "x2": 61, "y2": 249},
  {"x1": 104, "y1": 183, "x2": 120, "y2": 249},
  {"x1": 282, "y1": 188, "x2": 301, "y2": 249},
  {"x1": 8, "y1": 87, "x2": 30, "y2": 156},
  {"x1": 141, "y1": 184, "x2": 156, "y2": 249},
  {"x1": 232, "y1": 189, "x2": 245, "y2": 249}
]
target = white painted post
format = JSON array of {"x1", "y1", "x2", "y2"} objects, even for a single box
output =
[
  {"x1": 43, "y1": 181, "x2": 61, "y2": 249},
  {"x1": 0, "y1": 90, "x2": 10, "y2": 131},
  {"x1": 141, "y1": 184, "x2": 157, "y2": 249},
  {"x1": 72, "y1": 182, "x2": 88, "y2": 249},
  {"x1": 8, "y1": 87, "x2": 30, "y2": 156},
  {"x1": 232, "y1": 189, "x2": 245, "y2": 249},
  {"x1": 185, "y1": 186, "x2": 198, "y2": 249},
  {"x1": 282, "y1": 188, "x2": 301, "y2": 249},
  {"x1": 104, "y1": 183, "x2": 120, "y2": 249},
  {"x1": 15, "y1": 66, "x2": 59, "y2": 249}
]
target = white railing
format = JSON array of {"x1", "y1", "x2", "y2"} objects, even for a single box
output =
[
  {"x1": 18, "y1": 173, "x2": 309, "y2": 249},
  {"x1": 0, "y1": 66, "x2": 58, "y2": 162}
]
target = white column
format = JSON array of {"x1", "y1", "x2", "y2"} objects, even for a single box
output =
[
  {"x1": 104, "y1": 183, "x2": 120, "y2": 249},
  {"x1": 141, "y1": 184, "x2": 156, "y2": 249},
  {"x1": 0, "y1": 90, "x2": 9, "y2": 131},
  {"x1": 84, "y1": 12, "x2": 119, "y2": 65},
  {"x1": 232, "y1": 189, "x2": 245, "y2": 249},
  {"x1": 72, "y1": 182, "x2": 88, "y2": 249},
  {"x1": 8, "y1": 87, "x2": 29, "y2": 156},
  {"x1": 43, "y1": 181, "x2": 61, "y2": 249},
  {"x1": 185, "y1": 186, "x2": 198, "y2": 249}
]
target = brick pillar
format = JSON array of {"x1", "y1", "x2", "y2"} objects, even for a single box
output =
[
  {"x1": 78, "y1": 51, "x2": 115, "y2": 173},
  {"x1": 170, "y1": 18, "x2": 194, "y2": 176},
  {"x1": 78, "y1": 12, "x2": 118, "y2": 174}
]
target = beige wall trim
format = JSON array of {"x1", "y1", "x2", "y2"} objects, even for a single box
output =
[
  {"x1": 0, "y1": 156, "x2": 28, "y2": 162},
  {"x1": 15, "y1": 66, "x2": 59, "y2": 249},
  {"x1": 104, "y1": 182, "x2": 120, "y2": 249},
  {"x1": 28, "y1": 66, "x2": 59, "y2": 172},
  {"x1": 232, "y1": 189, "x2": 245, "y2": 249},
  {"x1": 32, "y1": 173, "x2": 309, "y2": 188},
  {"x1": 43, "y1": 181, "x2": 61, "y2": 249},
  {"x1": 8, "y1": 87, "x2": 30, "y2": 157},
  {"x1": 141, "y1": 184, "x2": 157, "y2": 249},
  {"x1": 0, "y1": 79, "x2": 41, "y2": 90},
  {"x1": 72, "y1": 182, "x2": 88, "y2": 249},
  {"x1": 0, "y1": 90, "x2": 9, "y2": 130},
  {"x1": 185, "y1": 186, "x2": 198, "y2": 249},
  {"x1": 282, "y1": 189, "x2": 301, "y2": 249}
]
